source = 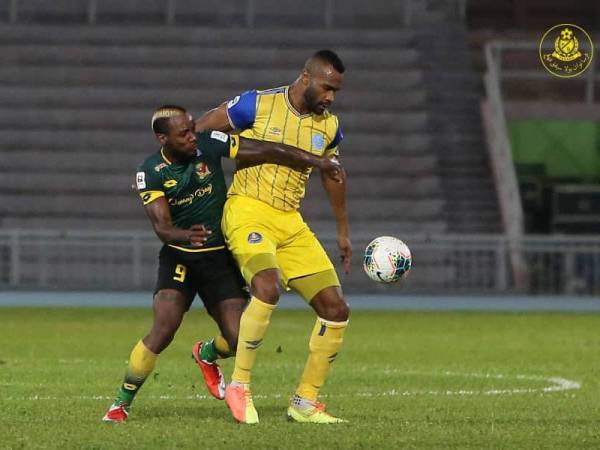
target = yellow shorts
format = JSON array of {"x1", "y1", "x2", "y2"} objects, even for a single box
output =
[{"x1": 222, "y1": 195, "x2": 337, "y2": 288}]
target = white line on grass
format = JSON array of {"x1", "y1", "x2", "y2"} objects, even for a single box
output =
[{"x1": 6, "y1": 371, "x2": 580, "y2": 401}]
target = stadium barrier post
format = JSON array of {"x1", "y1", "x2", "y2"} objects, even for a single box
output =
[
  {"x1": 324, "y1": 0, "x2": 333, "y2": 29},
  {"x1": 245, "y1": 0, "x2": 255, "y2": 27},
  {"x1": 87, "y1": 0, "x2": 97, "y2": 25},
  {"x1": 132, "y1": 235, "x2": 142, "y2": 288},
  {"x1": 165, "y1": 0, "x2": 176, "y2": 26},
  {"x1": 9, "y1": 230, "x2": 20, "y2": 287},
  {"x1": 496, "y1": 237, "x2": 508, "y2": 291},
  {"x1": 9, "y1": 0, "x2": 18, "y2": 24},
  {"x1": 403, "y1": 0, "x2": 412, "y2": 27},
  {"x1": 585, "y1": 49, "x2": 595, "y2": 104}
]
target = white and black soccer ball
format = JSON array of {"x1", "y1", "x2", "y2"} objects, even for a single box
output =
[{"x1": 363, "y1": 236, "x2": 412, "y2": 283}]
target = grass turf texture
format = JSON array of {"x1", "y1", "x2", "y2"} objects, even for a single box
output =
[{"x1": 1, "y1": 307, "x2": 600, "y2": 449}]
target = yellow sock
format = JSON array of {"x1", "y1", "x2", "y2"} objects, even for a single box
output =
[
  {"x1": 214, "y1": 334, "x2": 235, "y2": 357},
  {"x1": 231, "y1": 296, "x2": 276, "y2": 384},
  {"x1": 115, "y1": 340, "x2": 158, "y2": 405},
  {"x1": 129, "y1": 339, "x2": 158, "y2": 380},
  {"x1": 295, "y1": 318, "x2": 348, "y2": 401}
]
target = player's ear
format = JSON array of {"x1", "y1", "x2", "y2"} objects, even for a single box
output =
[
  {"x1": 301, "y1": 69, "x2": 310, "y2": 86},
  {"x1": 156, "y1": 133, "x2": 168, "y2": 146}
]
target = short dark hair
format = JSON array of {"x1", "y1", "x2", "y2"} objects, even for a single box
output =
[
  {"x1": 151, "y1": 105, "x2": 187, "y2": 134},
  {"x1": 312, "y1": 49, "x2": 345, "y2": 74}
]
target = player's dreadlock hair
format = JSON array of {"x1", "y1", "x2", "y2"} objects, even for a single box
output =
[
  {"x1": 151, "y1": 105, "x2": 187, "y2": 134},
  {"x1": 310, "y1": 49, "x2": 345, "y2": 74}
]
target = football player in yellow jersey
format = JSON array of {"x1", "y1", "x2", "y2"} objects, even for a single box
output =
[{"x1": 195, "y1": 50, "x2": 351, "y2": 424}]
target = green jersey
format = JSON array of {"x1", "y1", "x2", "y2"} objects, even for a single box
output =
[{"x1": 135, "y1": 131, "x2": 240, "y2": 252}]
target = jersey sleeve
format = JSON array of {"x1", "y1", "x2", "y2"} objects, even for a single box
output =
[
  {"x1": 197, "y1": 130, "x2": 240, "y2": 160},
  {"x1": 135, "y1": 164, "x2": 165, "y2": 206},
  {"x1": 226, "y1": 90, "x2": 257, "y2": 130},
  {"x1": 325, "y1": 123, "x2": 343, "y2": 157}
]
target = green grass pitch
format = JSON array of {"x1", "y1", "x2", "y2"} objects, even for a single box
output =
[{"x1": 1, "y1": 306, "x2": 600, "y2": 449}]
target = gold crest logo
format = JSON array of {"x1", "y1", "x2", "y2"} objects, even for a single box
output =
[
  {"x1": 540, "y1": 24, "x2": 593, "y2": 78},
  {"x1": 195, "y1": 162, "x2": 211, "y2": 180}
]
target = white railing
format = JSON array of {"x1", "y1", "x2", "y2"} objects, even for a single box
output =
[
  {"x1": 482, "y1": 41, "x2": 528, "y2": 289},
  {"x1": 4, "y1": 0, "x2": 467, "y2": 28},
  {"x1": 482, "y1": 40, "x2": 600, "y2": 288},
  {"x1": 5, "y1": 0, "x2": 412, "y2": 28},
  {"x1": 2, "y1": 229, "x2": 600, "y2": 295},
  {"x1": 485, "y1": 41, "x2": 599, "y2": 104}
]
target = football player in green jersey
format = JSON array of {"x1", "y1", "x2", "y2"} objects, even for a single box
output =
[{"x1": 103, "y1": 105, "x2": 341, "y2": 422}]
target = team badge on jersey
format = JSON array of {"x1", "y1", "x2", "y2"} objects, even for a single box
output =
[
  {"x1": 311, "y1": 132, "x2": 325, "y2": 150},
  {"x1": 247, "y1": 232, "x2": 263, "y2": 244},
  {"x1": 195, "y1": 162, "x2": 211, "y2": 180}
]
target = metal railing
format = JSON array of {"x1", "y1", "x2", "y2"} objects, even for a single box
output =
[
  {"x1": 485, "y1": 40, "x2": 600, "y2": 104},
  {"x1": 482, "y1": 41, "x2": 528, "y2": 289},
  {"x1": 5, "y1": 0, "x2": 417, "y2": 28},
  {"x1": 2, "y1": 229, "x2": 600, "y2": 295},
  {"x1": 4, "y1": 0, "x2": 468, "y2": 28},
  {"x1": 482, "y1": 40, "x2": 600, "y2": 288}
]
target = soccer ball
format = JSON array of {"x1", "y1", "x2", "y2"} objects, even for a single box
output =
[{"x1": 363, "y1": 236, "x2": 412, "y2": 283}]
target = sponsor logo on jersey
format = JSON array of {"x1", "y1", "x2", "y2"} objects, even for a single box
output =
[
  {"x1": 195, "y1": 162, "x2": 212, "y2": 180},
  {"x1": 210, "y1": 130, "x2": 229, "y2": 143},
  {"x1": 311, "y1": 132, "x2": 325, "y2": 150},
  {"x1": 140, "y1": 190, "x2": 164, "y2": 205},
  {"x1": 136, "y1": 172, "x2": 146, "y2": 189},
  {"x1": 269, "y1": 127, "x2": 282, "y2": 136},
  {"x1": 168, "y1": 184, "x2": 213, "y2": 207},
  {"x1": 163, "y1": 179, "x2": 177, "y2": 188},
  {"x1": 154, "y1": 162, "x2": 168, "y2": 172},
  {"x1": 247, "y1": 232, "x2": 263, "y2": 244}
]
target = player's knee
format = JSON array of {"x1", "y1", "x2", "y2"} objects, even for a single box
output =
[
  {"x1": 251, "y1": 270, "x2": 282, "y2": 304},
  {"x1": 321, "y1": 298, "x2": 350, "y2": 322},
  {"x1": 144, "y1": 326, "x2": 176, "y2": 354}
]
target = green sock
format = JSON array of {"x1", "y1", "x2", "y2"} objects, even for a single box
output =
[
  {"x1": 112, "y1": 340, "x2": 158, "y2": 408},
  {"x1": 200, "y1": 339, "x2": 219, "y2": 363},
  {"x1": 114, "y1": 377, "x2": 144, "y2": 407}
]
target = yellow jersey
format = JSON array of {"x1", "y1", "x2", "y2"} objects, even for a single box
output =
[{"x1": 225, "y1": 86, "x2": 343, "y2": 211}]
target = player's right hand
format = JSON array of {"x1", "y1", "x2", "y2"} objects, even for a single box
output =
[
  {"x1": 189, "y1": 224, "x2": 212, "y2": 247},
  {"x1": 319, "y1": 157, "x2": 343, "y2": 183}
]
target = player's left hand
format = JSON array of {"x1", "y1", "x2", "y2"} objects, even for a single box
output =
[
  {"x1": 337, "y1": 236, "x2": 352, "y2": 274},
  {"x1": 319, "y1": 157, "x2": 343, "y2": 183}
]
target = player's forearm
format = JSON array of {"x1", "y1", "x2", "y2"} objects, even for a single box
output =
[
  {"x1": 323, "y1": 172, "x2": 350, "y2": 237},
  {"x1": 238, "y1": 138, "x2": 325, "y2": 169},
  {"x1": 153, "y1": 224, "x2": 193, "y2": 245},
  {"x1": 332, "y1": 200, "x2": 350, "y2": 238}
]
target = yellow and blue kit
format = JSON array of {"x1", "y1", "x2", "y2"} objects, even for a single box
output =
[{"x1": 222, "y1": 86, "x2": 343, "y2": 295}]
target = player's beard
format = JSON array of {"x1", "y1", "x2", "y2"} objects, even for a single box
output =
[
  {"x1": 168, "y1": 144, "x2": 196, "y2": 162},
  {"x1": 304, "y1": 87, "x2": 326, "y2": 115}
]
